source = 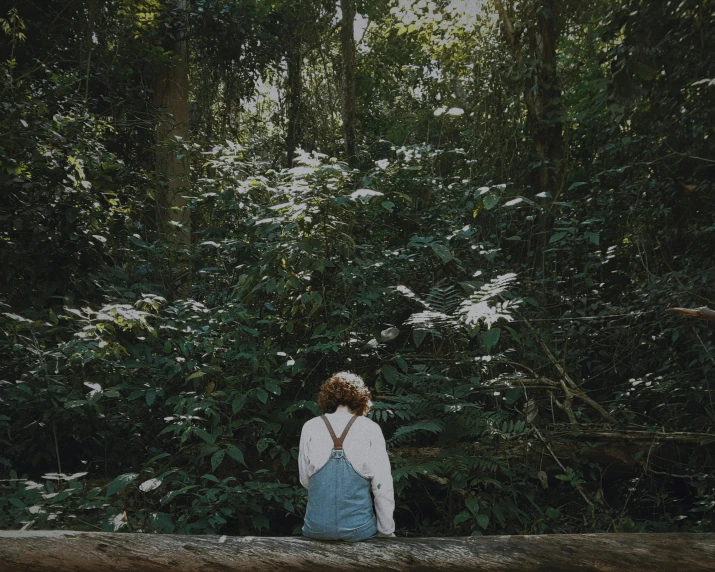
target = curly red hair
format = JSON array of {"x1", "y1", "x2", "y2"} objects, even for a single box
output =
[{"x1": 317, "y1": 372, "x2": 372, "y2": 416}]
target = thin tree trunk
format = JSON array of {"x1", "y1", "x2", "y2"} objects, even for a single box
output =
[
  {"x1": 532, "y1": 0, "x2": 565, "y2": 199},
  {"x1": 83, "y1": 0, "x2": 95, "y2": 106},
  {"x1": 154, "y1": 0, "x2": 191, "y2": 245},
  {"x1": 285, "y1": 44, "x2": 303, "y2": 167},
  {"x1": 340, "y1": 0, "x2": 357, "y2": 160}
]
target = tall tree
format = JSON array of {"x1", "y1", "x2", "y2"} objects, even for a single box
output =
[
  {"x1": 285, "y1": 36, "x2": 304, "y2": 167},
  {"x1": 340, "y1": 0, "x2": 358, "y2": 160},
  {"x1": 154, "y1": 0, "x2": 191, "y2": 245},
  {"x1": 494, "y1": 0, "x2": 566, "y2": 199}
]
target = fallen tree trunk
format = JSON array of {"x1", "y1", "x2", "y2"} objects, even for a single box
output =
[
  {"x1": 395, "y1": 424, "x2": 715, "y2": 475},
  {"x1": 0, "y1": 531, "x2": 714, "y2": 571}
]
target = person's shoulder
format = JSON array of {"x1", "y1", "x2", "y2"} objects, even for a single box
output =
[
  {"x1": 357, "y1": 415, "x2": 382, "y2": 432},
  {"x1": 305, "y1": 414, "x2": 325, "y2": 425},
  {"x1": 301, "y1": 415, "x2": 324, "y2": 432}
]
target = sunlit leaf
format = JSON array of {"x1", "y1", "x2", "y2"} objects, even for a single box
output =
[{"x1": 139, "y1": 478, "x2": 162, "y2": 493}]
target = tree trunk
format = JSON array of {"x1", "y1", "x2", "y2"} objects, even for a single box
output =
[
  {"x1": 494, "y1": 0, "x2": 566, "y2": 199},
  {"x1": 285, "y1": 44, "x2": 303, "y2": 167},
  {"x1": 530, "y1": 0, "x2": 565, "y2": 199},
  {"x1": 1, "y1": 531, "x2": 714, "y2": 571},
  {"x1": 340, "y1": 0, "x2": 357, "y2": 160},
  {"x1": 154, "y1": 0, "x2": 191, "y2": 245}
]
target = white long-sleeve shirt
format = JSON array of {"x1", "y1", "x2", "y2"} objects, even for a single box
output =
[{"x1": 298, "y1": 406, "x2": 396, "y2": 535}]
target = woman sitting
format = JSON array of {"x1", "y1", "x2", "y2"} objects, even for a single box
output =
[{"x1": 299, "y1": 371, "x2": 396, "y2": 541}]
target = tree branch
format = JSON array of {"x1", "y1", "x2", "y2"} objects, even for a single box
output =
[{"x1": 667, "y1": 306, "x2": 715, "y2": 322}]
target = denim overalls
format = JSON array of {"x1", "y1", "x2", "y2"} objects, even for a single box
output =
[{"x1": 302, "y1": 414, "x2": 378, "y2": 542}]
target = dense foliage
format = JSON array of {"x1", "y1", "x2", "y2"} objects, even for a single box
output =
[{"x1": 1, "y1": 0, "x2": 714, "y2": 537}]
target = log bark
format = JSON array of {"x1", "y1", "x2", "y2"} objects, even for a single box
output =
[{"x1": 1, "y1": 531, "x2": 714, "y2": 571}]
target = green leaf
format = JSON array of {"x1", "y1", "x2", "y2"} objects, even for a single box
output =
[
  {"x1": 454, "y1": 510, "x2": 470, "y2": 525},
  {"x1": 380, "y1": 327, "x2": 400, "y2": 342},
  {"x1": 413, "y1": 329, "x2": 428, "y2": 348},
  {"x1": 482, "y1": 327, "x2": 501, "y2": 351},
  {"x1": 226, "y1": 444, "x2": 247, "y2": 467},
  {"x1": 483, "y1": 194, "x2": 499, "y2": 210},
  {"x1": 585, "y1": 231, "x2": 600, "y2": 245},
  {"x1": 265, "y1": 378, "x2": 281, "y2": 395},
  {"x1": 150, "y1": 512, "x2": 175, "y2": 533},
  {"x1": 187, "y1": 371, "x2": 206, "y2": 380},
  {"x1": 381, "y1": 200, "x2": 395, "y2": 212},
  {"x1": 194, "y1": 429, "x2": 215, "y2": 444},
  {"x1": 160, "y1": 485, "x2": 196, "y2": 506},
  {"x1": 255, "y1": 388, "x2": 268, "y2": 404},
  {"x1": 465, "y1": 497, "x2": 480, "y2": 515},
  {"x1": 382, "y1": 365, "x2": 399, "y2": 385},
  {"x1": 505, "y1": 325, "x2": 521, "y2": 344},
  {"x1": 252, "y1": 514, "x2": 270, "y2": 530},
  {"x1": 430, "y1": 243, "x2": 453, "y2": 264},
  {"x1": 107, "y1": 473, "x2": 138, "y2": 496},
  {"x1": 232, "y1": 393, "x2": 246, "y2": 413},
  {"x1": 211, "y1": 450, "x2": 225, "y2": 472},
  {"x1": 549, "y1": 232, "x2": 567, "y2": 244},
  {"x1": 145, "y1": 390, "x2": 156, "y2": 407},
  {"x1": 476, "y1": 514, "x2": 489, "y2": 529}
]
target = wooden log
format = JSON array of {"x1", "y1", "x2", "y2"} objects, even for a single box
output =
[{"x1": 1, "y1": 531, "x2": 714, "y2": 571}]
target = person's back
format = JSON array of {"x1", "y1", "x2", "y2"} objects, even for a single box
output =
[{"x1": 299, "y1": 372, "x2": 395, "y2": 541}]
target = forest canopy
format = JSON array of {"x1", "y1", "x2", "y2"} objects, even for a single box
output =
[{"x1": 0, "y1": 0, "x2": 714, "y2": 537}]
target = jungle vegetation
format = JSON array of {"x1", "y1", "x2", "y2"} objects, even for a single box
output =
[{"x1": 0, "y1": 0, "x2": 714, "y2": 537}]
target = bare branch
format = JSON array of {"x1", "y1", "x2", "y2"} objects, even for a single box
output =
[{"x1": 667, "y1": 306, "x2": 715, "y2": 322}]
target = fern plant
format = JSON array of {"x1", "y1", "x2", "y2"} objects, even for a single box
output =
[{"x1": 396, "y1": 273, "x2": 521, "y2": 341}]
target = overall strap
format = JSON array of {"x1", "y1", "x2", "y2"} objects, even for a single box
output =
[{"x1": 320, "y1": 414, "x2": 359, "y2": 450}]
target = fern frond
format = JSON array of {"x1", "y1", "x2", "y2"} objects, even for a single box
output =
[
  {"x1": 424, "y1": 285, "x2": 461, "y2": 314},
  {"x1": 405, "y1": 310, "x2": 460, "y2": 333},
  {"x1": 370, "y1": 399, "x2": 419, "y2": 422},
  {"x1": 392, "y1": 460, "x2": 442, "y2": 483},
  {"x1": 388, "y1": 420, "x2": 445, "y2": 444},
  {"x1": 459, "y1": 273, "x2": 520, "y2": 328}
]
